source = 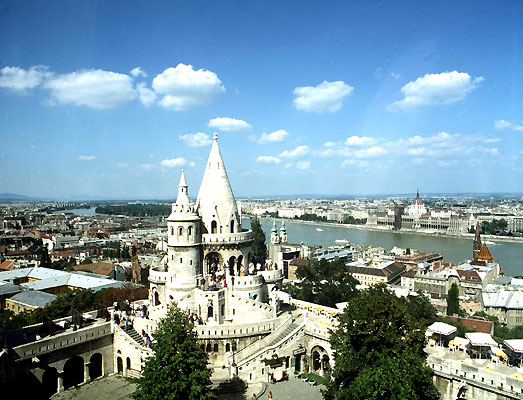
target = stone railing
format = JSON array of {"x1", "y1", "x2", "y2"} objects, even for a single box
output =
[
  {"x1": 428, "y1": 354, "x2": 523, "y2": 399},
  {"x1": 231, "y1": 274, "x2": 264, "y2": 288},
  {"x1": 195, "y1": 319, "x2": 276, "y2": 339},
  {"x1": 260, "y1": 269, "x2": 284, "y2": 282},
  {"x1": 202, "y1": 230, "x2": 253, "y2": 244},
  {"x1": 304, "y1": 321, "x2": 332, "y2": 341},
  {"x1": 12, "y1": 322, "x2": 112, "y2": 360},
  {"x1": 149, "y1": 268, "x2": 169, "y2": 283}
]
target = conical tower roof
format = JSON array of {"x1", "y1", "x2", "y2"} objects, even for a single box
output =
[
  {"x1": 176, "y1": 169, "x2": 190, "y2": 206},
  {"x1": 271, "y1": 219, "x2": 277, "y2": 233},
  {"x1": 477, "y1": 244, "x2": 494, "y2": 262},
  {"x1": 196, "y1": 133, "x2": 240, "y2": 232}
]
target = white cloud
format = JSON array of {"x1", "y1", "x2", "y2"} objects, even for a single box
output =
[
  {"x1": 341, "y1": 159, "x2": 368, "y2": 168},
  {"x1": 130, "y1": 67, "x2": 147, "y2": 78},
  {"x1": 77, "y1": 155, "x2": 96, "y2": 161},
  {"x1": 138, "y1": 163, "x2": 154, "y2": 171},
  {"x1": 494, "y1": 120, "x2": 523, "y2": 132},
  {"x1": 353, "y1": 146, "x2": 388, "y2": 158},
  {"x1": 387, "y1": 71, "x2": 484, "y2": 111},
  {"x1": 293, "y1": 81, "x2": 354, "y2": 113},
  {"x1": 390, "y1": 72, "x2": 401, "y2": 80},
  {"x1": 0, "y1": 65, "x2": 52, "y2": 93},
  {"x1": 296, "y1": 161, "x2": 311, "y2": 170},
  {"x1": 136, "y1": 83, "x2": 156, "y2": 107},
  {"x1": 161, "y1": 157, "x2": 192, "y2": 168},
  {"x1": 345, "y1": 136, "x2": 377, "y2": 146},
  {"x1": 152, "y1": 63, "x2": 224, "y2": 111},
  {"x1": 254, "y1": 129, "x2": 290, "y2": 144},
  {"x1": 483, "y1": 138, "x2": 502, "y2": 143},
  {"x1": 208, "y1": 117, "x2": 251, "y2": 131},
  {"x1": 256, "y1": 156, "x2": 281, "y2": 164},
  {"x1": 44, "y1": 69, "x2": 136, "y2": 109},
  {"x1": 279, "y1": 145, "x2": 310, "y2": 159},
  {"x1": 179, "y1": 132, "x2": 212, "y2": 147}
]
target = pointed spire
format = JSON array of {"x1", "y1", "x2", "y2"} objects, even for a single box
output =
[
  {"x1": 473, "y1": 221, "x2": 482, "y2": 260},
  {"x1": 176, "y1": 169, "x2": 190, "y2": 206},
  {"x1": 271, "y1": 219, "x2": 277, "y2": 233},
  {"x1": 416, "y1": 188, "x2": 420, "y2": 198},
  {"x1": 280, "y1": 219, "x2": 286, "y2": 232},
  {"x1": 197, "y1": 132, "x2": 240, "y2": 232}
]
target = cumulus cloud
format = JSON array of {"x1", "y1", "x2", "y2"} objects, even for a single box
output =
[
  {"x1": 296, "y1": 161, "x2": 311, "y2": 170},
  {"x1": 293, "y1": 81, "x2": 354, "y2": 113},
  {"x1": 138, "y1": 163, "x2": 154, "y2": 171},
  {"x1": 77, "y1": 155, "x2": 96, "y2": 161},
  {"x1": 152, "y1": 63, "x2": 224, "y2": 111},
  {"x1": 44, "y1": 69, "x2": 137, "y2": 109},
  {"x1": 208, "y1": 117, "x2": 251, "y2": 131},
  {"x1": 0, "y1": 65, "x2": 53, "y2": 93},
  {"x1": 494, "y1": 120, "x2": 523, "y2": 132},
  {"x1": 279, "y1": 145, "x2": 310, "y2": 159},
  {"x1": 256, "y1": 156, "x2": 281, "y2": 164},
  {"x1": 353, "y1": 146, "x2": 388, "y2": 158},
  {"x1": 161, "y1": 157, "x2": 194, "y2": 168},
  {"x1": 252, "y1": 129, "x2": 290, "y2": 144},
  {"x1": 179, "y1": 132, "x2": 212, "y2": 147},
  {"x1": 387, "y1": 71, "x2": 484, "y2": 111},
  {"x1": 136, "y1": 83, "x2": 156, "y2": 107},
  {"x1": 345, "y1": 136, "x2": 377, "y2": 146},
  {"x1": 130, "y1": 67, "x2": 147, "y2": 78}
]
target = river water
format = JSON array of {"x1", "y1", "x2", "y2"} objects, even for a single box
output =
[
  {"x1": 244, "y1": 218, "x2": 523, "y2": 278},
  {"x1": 57, "y1": 210, "x2": 523, "y2": 277}
]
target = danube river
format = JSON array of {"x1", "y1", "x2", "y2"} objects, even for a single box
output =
[
  {"x1": 244, "y1": 218, "x2": 523, "y2": 278},
  {"x1": 60, "y1": 209, "x2": 523, "y2": 277}
]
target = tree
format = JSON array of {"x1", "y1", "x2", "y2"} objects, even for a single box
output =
[
  {"x1": 325, "y1": 285, "x2": 439, "y2": 400},
  {"x1": 446, "y1": 282, "x2": 460, "y2": 316},
  {"x1": 290, "y1": 259, "x2": 359, "y2": 308},
  {"x1": 37, "y1": 242, "x2": 52, "y2": 268},
  {"x1": 250, "y1": 216, "x2": 266, "y2": 264},
  {"x1": 133, "y1": 304, "x2": 216, "y2": 400}
]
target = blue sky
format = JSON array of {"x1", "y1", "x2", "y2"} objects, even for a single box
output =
[{"x1": 1, "y1": 1, "x2": 522, "y2": 199}]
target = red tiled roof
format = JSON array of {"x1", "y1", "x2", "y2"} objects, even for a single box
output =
[
  {"x1": 448, "y1": 316, "x2": 493, "y2": 334},
  {"x1": 0, "y1": 260, "x2": 16, "y2": 271}
]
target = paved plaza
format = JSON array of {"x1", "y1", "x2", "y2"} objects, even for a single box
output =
[{"x1": 51, "y1": 374, "x2": 325, "y2": 400}]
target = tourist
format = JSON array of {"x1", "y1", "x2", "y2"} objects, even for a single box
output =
[
  {"x1": 268, "y1": 391, "x2": 273, "y2": 400},
  {"x1": 251, "y1": 394, "x2": 256, "y2": 400}
]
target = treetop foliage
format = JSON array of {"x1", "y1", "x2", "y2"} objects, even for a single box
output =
[
  {"x1": 250, "y1": 216, "x2": 266, "y2": 264},
  {"x1": 325, "y1": 285, "x2": 439, "y2": 400},
  {"x1": 133, "y1": 304, "x2": 216, "y2": 400}
]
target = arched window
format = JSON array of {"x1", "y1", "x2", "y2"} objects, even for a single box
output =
[
  {"x1": 213, "y1": 343, "x2": 218, "y2": 352},
  {"x1": 126, "y1": 357, "x2": 131, "y2": 370},
  {"x1": 208, "y1": 305, "x2": 214, "y2": 318},
  {"x1": 226, "y1": 343, "x2": 231, "y2": 352},
  {"x1": 230, "y1": 220, "x2": 235, "y2": 233},
  {"x1": 188, "y1": 226, "x2": 193, "y2": 236},
  {"x1": 206, "y1": 343, "x2": 211, "y2": 352},
  {"x1": 211, "y1": 220, "x2": 217, "y2": 234},
  {"x1": 178, "y1": 226, "x2": 183, "y2": 236},
  {"x1": 171, "y1": 227, "x2": 174, "y2": 235}
]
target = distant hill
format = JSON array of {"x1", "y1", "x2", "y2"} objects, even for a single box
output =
[{"x1": 0, "y1": 193, "x2": 35, "y2": 201}]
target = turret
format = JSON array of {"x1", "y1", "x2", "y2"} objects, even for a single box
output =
[
  {"x1": 271, "y1": 219, "x2": 280, "y2": 244},
  {"x1": 279, "y1": 219, "x2": 287, "y2": 243}
]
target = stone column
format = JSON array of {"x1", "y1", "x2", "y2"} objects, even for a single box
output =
[
  {"x1": 57, "y1": 372, "x2": 64, "y2": 393},
  {"x1": 84, "y1": 362, "x2": 90, "y2": 383}
]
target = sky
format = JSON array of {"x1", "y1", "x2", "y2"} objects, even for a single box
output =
[{"x1": 0, "y1": 1, "x2": 522, "y2": 199}]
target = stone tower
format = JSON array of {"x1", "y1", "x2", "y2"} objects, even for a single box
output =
[
  {"x1": 473, "y1": 222, "x2": 481, "y2": 260},
  {"x1": 271, "y1": 220, "x2": 280, "y2": 244},
  {"x1": 166, "y1": 170, "x2": 202, "y2": 295},
  {"x1": 279, "y1": 220, "x2": 287, "y2": 243}
]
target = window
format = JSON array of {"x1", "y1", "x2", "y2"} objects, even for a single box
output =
[
  {"x1": 230, "y1": 220, "x2": 235, "y2": 233},
  {"x1": 188, "y1": 226, "x2": 192, "y2": 236},
  {"x1": 211, "y1": 220, "x2": 217, "y2": 234},
  {"x1": 213, "y1": 343, "x2": 218, "y2": 352},
  {"x1": 178, "y1": 226, "x2": 183, "y2": 236}
]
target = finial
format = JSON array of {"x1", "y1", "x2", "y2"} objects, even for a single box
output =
[{"x1": 213, "y1": 132, "x2": 218, "y2": 141}]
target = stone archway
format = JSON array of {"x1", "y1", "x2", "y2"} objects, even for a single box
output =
[
  {"x1": 236, "y1": 255, "x2": 244, "y2": 276},
  {"x1": 205, "y1": 252, "x2": 223, "y2": 276},
  {"x1": 154, "y1": 291, "x2": 161, "y2": 306},
  {"x1": 63, "y1": 355, "x2": 84, "y2": 390},
  {"x1": 117, "y1": 357, "x2": 123, "y2": 374},
  {"x1": 228, "y1": 256, "x2": 236, "y2": 276},
  {"x1": 310, "y1": 345, "x2": 330, "y2": 376},
  {"x1": 42, "y1": 367, "x2": 58, "y2": 397},
  {"x1": 89, "y1": 353, "x2": 103, "y2": 380}
]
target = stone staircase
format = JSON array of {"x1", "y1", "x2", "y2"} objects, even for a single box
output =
[
  {"x1": 233, "y1": 314, "x2": 304, "y2": 366},
  {"x1": 122, "y1": 325, "x2": 144, "y2": 346}
]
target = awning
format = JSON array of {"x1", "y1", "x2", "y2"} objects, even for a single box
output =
[
  {"x1": 465, "y1": 332, "x2": 497, "y2": 347},
  {"x1": 511, "y1": 373, "x2": 523, "y2": 380},
  {"x1": 504, "y1": 339, "x2": 523, "y2": 353},
  {"x1": 491, "y1": 347, "x2": 507, "y2": 359},
  {"x1": 315, "y1": 307, "x2": 324, "y2": 311},
  {"x1": 427, "y1": 322, "x2": 457, "y2": 336},
  {"x1": 449, "y1": 337, "x2": 469, "y2": 347}
]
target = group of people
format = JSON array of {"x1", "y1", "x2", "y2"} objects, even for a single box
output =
[
  {"x1": 141, "y1": 329, "x2": 152, "y2": 347},
  {"x1": 188, "y1": 312, "x2": 205, "y2": 326}
]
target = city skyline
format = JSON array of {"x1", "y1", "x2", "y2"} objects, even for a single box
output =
[{"x1": 1, "y1": 1, "x2": 523, "y2": 198}]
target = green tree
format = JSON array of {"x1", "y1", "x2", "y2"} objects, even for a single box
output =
[
  {"x1": 446, "y1": 282, "x2": 460, "y2": 316},
  {"x1": 325, "y1": 285, "x2": 439, "y2": 400},
  {"x1": 37, "y1": 243, "x2": 52, "y2": 268},
  {"x1": 133, "y1": 304, "x2": 216, "y2": 400},
  {"x1": 291, "y1": 258, "x2": 359, "y2": 308},
  {"x1": 250, "y1": 216, "x2": 266, "y2": 264}
]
